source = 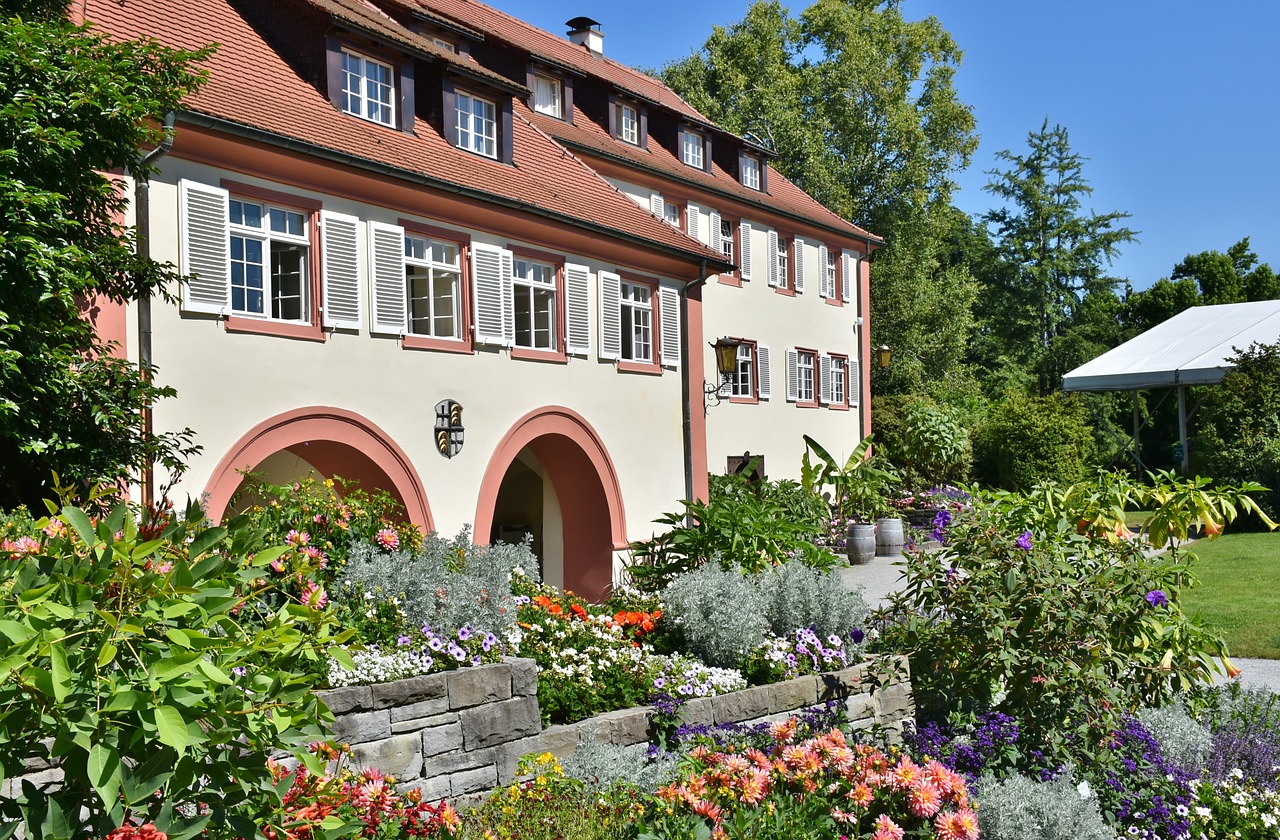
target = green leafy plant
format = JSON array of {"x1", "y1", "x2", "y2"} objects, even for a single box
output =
[
  {"x1": 894, "y1": 399, "x2": 973, "y2": 490},
  {"x1": 801, "y1": 435, "x2": 901, "y2": 522},
  {"x1": 0, "y1": 501, "x2": 348, "y2": 839},
  {"x1": 972, "y1": 390, "x2": 1095, "y2": 490}
]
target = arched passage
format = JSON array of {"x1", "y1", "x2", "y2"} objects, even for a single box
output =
[
  {"x1": 476, "y1": 407, "x2": 626, "y2": 602},
  {"x1": 203, "y1": 407, "x2": 432, "y2": 529}
]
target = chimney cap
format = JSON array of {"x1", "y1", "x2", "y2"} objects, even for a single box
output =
[{"x1": 565, "y1": 16, "x2": 602, "y2": 33}]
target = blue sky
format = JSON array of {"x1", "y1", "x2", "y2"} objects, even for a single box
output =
[{"x1": 497, "y1": 0, "x2": 1280, "y2": 291}]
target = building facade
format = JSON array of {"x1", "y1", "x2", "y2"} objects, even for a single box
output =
[{"x1": 85, "y1": 0, "x2": 880, "y2": 599}]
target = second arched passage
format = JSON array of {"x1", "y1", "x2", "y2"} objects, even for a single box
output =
[{"x1": 475, "y1": 407, "x2": 626, "y2": 602}]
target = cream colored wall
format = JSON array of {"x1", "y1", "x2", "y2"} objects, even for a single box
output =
[{"x1": 142, "y1": 159, "x2": 689, "y2": 548}]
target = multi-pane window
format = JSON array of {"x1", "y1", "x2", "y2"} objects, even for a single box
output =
[
  {"x1": 456, "y1": 93, "x2": 497, "y2": 158},
  {"x1": 229, "y1": 199, "x2": 308, "y2": 321},
  {"x1": 776, "y1": 236, "x2": 789, "y2": 289},
  {"x1": 619, "y1": 281, "x2": 653, "y2": 362},
  {"x1": 797, "y1": 350, "x2": 816, "y2": 403},
  {"x1": 617, "y1": 103, "x2": 639, "y2": 144},
  {"x1": 831, "y1": 356, "x2": 847, "y2": 405},
  {"x1": 731, "y1": 343, "x2": 754, "y2": 398},
  {"x1": 663, "y1": 202, "x2": 680, "y2": 228},
  {"x1": 513, "y1": 258, "x2": 556, "y2": 350},
  {"x1": 341, "y1": 51, "x2": 394, "y2": 126},
  {"x1": 825, "y1": 249, "x2": 837, "y2": 298},
  {"x1": 681, "y1": 129, "x2": 704, "y2": 168},
  {"x1": 741, "y1": 155, "x2": 761, "y2": 190},
  {"x1": 405, "y1": 235, "x2": 461, "y2": 339},
  {"x1": 720, "y1": 218, "x2": 734, "y2": 263},
  {"x1": 431, "y1": 37, "x2": 456, "y2": 53},
  {"x1": 532, "y1": 75, "x2": 562, "y2": 118}
]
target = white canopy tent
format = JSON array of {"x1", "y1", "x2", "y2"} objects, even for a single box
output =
[{"x1": 1062, "y1": 300, "x2": 1280, "y2": 471}]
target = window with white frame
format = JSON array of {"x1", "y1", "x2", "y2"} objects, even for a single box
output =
[
  {"x1": 512, "y1": 258, "x2": 556, "y2": 350},
  {"x1": 617, "y1": 102, "x2": 639, "y2": 144},
  {"x1": 831, "y1": 355, "x2": 847, "y2": 405},
  {"x1": 532, "y1": 74, "x2": 562, "y2": 118},
  {"x1": 341, "y1": 51, "x2": 395, "y2": 126},
  {"x1": 405, "y1": 235, "x2": 462, "y2": 339},
  {"x1": 663, "y1": 202, "x2": 680, "y2": 228},
  {"x1": 455, "y1": 92, "x2": 497, "y2": 158},
  {"x1": 797, "y1": 349, "x2": 816, "y2": 403},
  {"x1": 824, "y1": 248, "x2": 837, "y2": 298},
  {"x1": 731, "y1": 342, "x2": 754, "y2": 398},
  {"x1": 619, "y1": 280, "x2": 653, "y2": 362},
  {"x1": 776, "y1": 236, "x2": 789, "y2": 289},
  {"x1": 720, "y1": 218, "x2": 734, "y2": 263},
  {"x1": 229, "y1": 199, "x2": 309, "y2": 321},
  {"x1": 741, "y1": 155, "x2": 761, "y2": 190},
  {"x1": 681, "y1": 129, "x2": 704, "y2": 169},
  {"x1": 431, "y1": 37, "x2": 456, "y2": 53}
]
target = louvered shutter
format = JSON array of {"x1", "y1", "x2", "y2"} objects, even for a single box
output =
[
  {"x1": 178, "y1": 179, "x2": 230, "y2": 314},
  {"x1": 320, "y1": 210, "x2": 361, "y2": 330},
  {"x1": 849, "y1": 358, "x2": 861, "y2": 405},
  {"x1": 819, "y1": 354, "x2": 833, "y2": 404},
  {"x1": 767, "y1": 230, "x2": 779, "y2": 287},
  {"x1": 368, "y1": 221, "x2": 406, "y2": 336},
  {"x1": 739, "y1": 221, "x2": 753, "y2": 280},
  {"x1": 659, "y1": 285, "x2": 680, "y2": 369},
  {"x1": 473, "y1": 242, "x2": 514, "y2": 347},
  {"x1": 842, "y1": 252, "x2": 854, "y2": 303},
  {"x1": 686, "y1": 203, "x2": 701, "y2": 242},
  {"x1": 757, "y1": 344, "x2": 772, "y2": 400},
  {"x1": 818, "y1": 244, "x2": 831, "y2": 299},
  {"x1": 649, "y1": 193, "x2": 665, "y2": 219},
  {"x1": 598, "y1": 270, "x2": 622, "y2": 360},
  {"x1": 785, "y1": 348, "x2": 799, "y2": 401},
  {"x1": 794, "y1": 237, "x2": 806, "y2": 294},
  {"x1": 709, "y1": 210, "x2": 722, "y2": 252},
  {"x1": 565, "y1": 262, "x2": 592, "y2": 357}
]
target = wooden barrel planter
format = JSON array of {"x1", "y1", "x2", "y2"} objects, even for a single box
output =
[
  {"x1": 846, "y1": 523, "x2": 877, "y2": 564},
  {"x1": 875, "y1": 517, "x2": 905, "y2": 556}
]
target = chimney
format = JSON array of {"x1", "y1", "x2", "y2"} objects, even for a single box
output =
[{"x1": 565, "y1": 16, "x2": 604, "y2": 56}]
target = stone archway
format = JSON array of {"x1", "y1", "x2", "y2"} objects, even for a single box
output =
[
  {"x1": 203, "y1": 406, "x2": 432, "y2": 529},
  {"x1": 476, "y1": 407, "x2": 626, "y2": 602}
]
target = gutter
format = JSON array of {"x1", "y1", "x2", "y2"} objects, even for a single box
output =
[
  {"x1": 679, "y1": 259, "x2": 711, "y2": 511},
  {"x1": 133, "y1": 111, "x2": 177, "y2": 510},
  {"x1": 177, "y1": 111, "x2": 736, "y2": 275}
]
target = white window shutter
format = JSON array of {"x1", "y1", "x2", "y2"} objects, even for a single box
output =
[
  {"x1": 794, "y1": 237, "x2": 806, "y2": 294},
  {"x1": 598, "y1": 269, "x2": 622, "y2": 360},
  {"x1": 659, "y1": 285, "x2": 680, "y2": 368},
  {"x1": 842, "y1": 252, "x2": 854, "y2": 303},
  {"x1": 739, "y1": 221, "x2": 753, "y2": 280},
  {"x1": 473, "y1": 242, "x2": 513, "y2": 347},
  {"x1": 818, "y1": 244, "x2": 831, "y2": 299},
  {"x1": 709, "y1": 210, "x2": 722, "y2": 252},
  {"x1": 819, "y1": 354, "x2": 833, "y2": 404},
  {"x1": 767, "y1": 229, "x2": 779, "y2": 287},
  {"x1": 849, "y1": 358, "x2": 861, "y2": 405},
  {"x1": 320, "y1": 210, "x2": 362, "y2": 330},
  {"x1": 649, "y1": 193, "x2": 665, "y2": 218},
  {"x1": 565, "y1": 262, "x2": 592, "y2": 357},
  {"x1": 757, "y1": 344, "x2": 772, "y2": 400},
  {"x1": 785, "y1": 348, "x2": 799, "y2": 402},
  {"x1": 368, "y1": 221, "x2": 406, "y2": 336},
  {"x1": 178, "y1": 179, "x2": 230, "y2": 314},
  {"x1": 686, "y1": 203, "x2": 701, "y2": 242}
]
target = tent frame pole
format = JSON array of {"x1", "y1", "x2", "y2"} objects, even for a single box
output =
[{"x1": 1177, "y1": 383, "x2": 1190, "y2": 474}]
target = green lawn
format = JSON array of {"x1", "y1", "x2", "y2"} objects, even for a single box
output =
[{"x1": 1178, "y1": 532, "x2": 1280, "y2": 659}]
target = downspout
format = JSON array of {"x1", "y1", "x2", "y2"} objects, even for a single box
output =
[
  {"x1": 680, "y1": 259, "x2": 711, "y2": 510},
  {"x1": 133, "y1": 111, "x2": 177, "y2": 510}
]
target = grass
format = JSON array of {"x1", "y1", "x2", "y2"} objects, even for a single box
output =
[{"x1": 1178, "y1": 532, "x2": 1280, "y2": 659}]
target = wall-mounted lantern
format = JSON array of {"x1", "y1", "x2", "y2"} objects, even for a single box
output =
[{"x1": 704, "y1": 336, "x2": 742, "y2": 410}]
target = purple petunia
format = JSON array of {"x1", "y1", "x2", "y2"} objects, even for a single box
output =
[
  {"x1": 1144, "y1": 590, "x2": 1168, "y2": 607},
  {"x1": 1016, "y1": 531, "x2": 1033, "y2": 550},
  {"x1": 457, "y1": 625, "x2": 472, "y2": 641}
]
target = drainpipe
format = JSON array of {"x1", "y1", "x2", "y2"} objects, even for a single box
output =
[
  {"x1": 133, "y1": 111, "x2": 177, "y2": 510},
  {"x1": 679, "y1": 259, "x2": 710, "y2": 511}
]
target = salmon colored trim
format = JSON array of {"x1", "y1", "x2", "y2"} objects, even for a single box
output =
[
  {"x1": 828, "y1": 352, "x2": 850, "y2": 410},
  {"x1": 509, "y1": 245, "x2": 568, "y2": 361},
  {"x1": 512, "y1": 347, "x2": 568, "y2": 363},
  {"x1": 773, "y1": 286, "x2": 796, "y2": 297},
  {"x1": 728, "y1": 338, "x2": 759, "y2": 405},
  {"x1": 688, "y1": 284, "x2": 709, "y2": 502},
  {"x1": 401, "y1": 220, "x2": 474, "y2": 352},
  {"x1": 616, "y1": 272, "x2": 662, "y2": 373},
  {"x1": 617, "y1": 361, "x2": 661, "y2": 375},
  {"x1": 402, "y1": 335, "x2": 473, "y2": 353},
  {"x1": 203, "y1": 406, "x2": 432, "y2": 530},
  {"x1": 474, "y1": 406, "x2": 626, "y2": 550},
  {"x1": 858, "y1": 251, "x2": 872, "y2": 436},
  {"x1": 825, "y1": 297, "x2": 844, "y2": 307},
  {"x1": 225, "y1": 316, "x2": 326, "y2": 342},
  {"x1": 716, "y1": 274, "x2": 742, "y2": 287},
  {"x1": 222, "y1": 179, "x2": 323, "y2": 210},
  {"x1": 795, "y1": 346, "x2": 821, "y2": 409}
]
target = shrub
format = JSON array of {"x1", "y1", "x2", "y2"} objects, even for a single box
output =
[
  {"x1": 973, "y1": 390, "x2": 1095, "y2": 489},
  {"x1": 1135, "y1": 701, "x2": 1211, "y2": 774},
  {"x1": 759, "y1": 560, "x2": 867, "y2": 640},
  {"x1": 561, "y1": 739, "x2": 679, "y2": 794},
  {"x1": 0, "y1": 501, "x2": 343, "y2": 839},
  {"x1": 895, "y1": 398, "x2": 973, "y2": 489},
  {"x1": 660, "y1": 563, "x2": 769, "y2": 669},
  {"x1": 975, "y1": 770, "x2": 1117, "y2": 840}
]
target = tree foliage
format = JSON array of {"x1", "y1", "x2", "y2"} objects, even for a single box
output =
[{"x1": 0, "y1": 4, "x2": 208, "y2": 509}]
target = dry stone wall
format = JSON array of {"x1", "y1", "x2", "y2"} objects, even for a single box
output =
[{"x1": 317, "y1": 655, "x2": 914, "y2": 802}]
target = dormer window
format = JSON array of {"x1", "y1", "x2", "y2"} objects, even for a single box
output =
[
  {"x1": 455, "y1": 92, "x2": 497, "y2": 158},
  {"x1": 618, "y1": 103, "x2": 639, "y2": 144},
  {"x1": 341, "y1": 50, "x2": 395, "y2": 126},
  {"x1": 681, "y1": 128, "x2": 704, "y2": 169},
  {"x1": 431, "y1": 36, "x2": 456, "y2": 53},
  {"x1": 741, "y1": 155, "x2": 761, "y2": 190},
  {"x1": 532, "y1": 74, "x2": 563, "y2": 118}
]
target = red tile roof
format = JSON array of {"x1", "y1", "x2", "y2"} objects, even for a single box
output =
[{"x1": 83, "y1": 0, "x2": 732, "y2": 269}]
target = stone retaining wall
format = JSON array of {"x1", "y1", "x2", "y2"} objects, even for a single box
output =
[{"x1": 317, "y1": 655, "x2": 914, "y2": 802}]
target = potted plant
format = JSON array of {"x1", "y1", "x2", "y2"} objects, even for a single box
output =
[{"x1": 801, "y1": 435, "x2": 901, "y2": 563}]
